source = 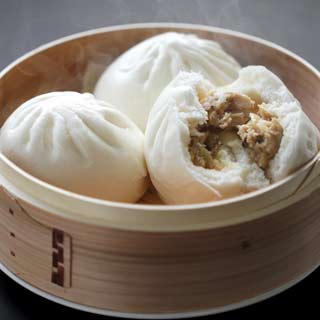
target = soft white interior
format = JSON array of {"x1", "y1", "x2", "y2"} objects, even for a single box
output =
[
  {"x1": 94, "y1": 32, "x2": 241, "y2": 131},
  {"x1": 0, "y1": 92, "x2": 148, "y2": 203},
  {"x1": 189, "y1": 131, "x2": 270, "y2": 197}
]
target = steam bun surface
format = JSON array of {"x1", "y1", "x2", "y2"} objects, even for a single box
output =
[
  {"x1": 0, "y1": 92, "x2": 148, "y2": 203},
  {"x1": 94, "y1": 32, "x2": 240, "y2": 131}
]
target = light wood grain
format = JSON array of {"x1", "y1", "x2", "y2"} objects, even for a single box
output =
[
  {"x1": 0, "y1": 24, "x2": 320, "y2": 315},
  {"x1": 0, "y1": 186, "x2": 319, "y2": 313}
]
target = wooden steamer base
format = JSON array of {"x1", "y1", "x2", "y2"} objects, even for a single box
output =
[
  {"x1": 0, "y1": 24, "x2": 320, "y2": 318},
  {"x1": 0, "y1": 260, "x2": 318, "y2": 319}
]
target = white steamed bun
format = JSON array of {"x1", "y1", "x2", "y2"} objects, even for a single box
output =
[
  {"x1": 144, "y1": 68, "x2": 319, "y2": 204},
  {"x1": 94, "y1": 32, "x2": 241, "y2": 131},
  {"x1": 0, "y1": 92, "x2": 148, "y2": 203}
]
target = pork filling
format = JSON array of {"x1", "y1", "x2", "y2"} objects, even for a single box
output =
[{"x1": 189, "y1": 91, "x2": 283, "y2": 171}]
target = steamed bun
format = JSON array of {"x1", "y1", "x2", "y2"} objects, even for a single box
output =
[
  {"x1": 144, "y1": 68, "x2": 319, "y2": 204},
  {"x1": 0, "y1": 92, "x2": 148, "y2": 203},
  {"x1": 94, "y1": 32, "x2": 240, "y2": 131}
]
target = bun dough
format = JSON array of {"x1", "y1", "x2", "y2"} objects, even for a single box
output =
[
  {"x1": 0, "y1": 92, "x2": 148, "y2": 203},
  {"x1": 223, "y1": 66, "x2": 320, "y2": 181},
  {"x1": 144, "y1": 68, "x2": 319, "y2": 204},
  {"x1": 94, "y1": 32, "x2": 240, "y2": 131}
]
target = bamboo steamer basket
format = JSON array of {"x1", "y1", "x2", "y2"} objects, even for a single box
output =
[{"x1": 0, "y1": 23, "x2": 320, "y2": 318}]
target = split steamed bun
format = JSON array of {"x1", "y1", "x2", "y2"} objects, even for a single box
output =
[
  {"x1": 94, "y1": 32, "x2": 241, "y2": 131},
  {"x1": 144, "y1": 68, "x2": 319, "y2": 204},
  {"x1": 145, "y1": 72, "x2": 269, "y2": 204},
  {"x1": 0, "y1": 92, "x2": 148, "y2": 203}
]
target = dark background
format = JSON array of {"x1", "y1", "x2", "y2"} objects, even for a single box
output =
[{"x1": 0, "y1": 0, "x2": 319, "y2": 319}]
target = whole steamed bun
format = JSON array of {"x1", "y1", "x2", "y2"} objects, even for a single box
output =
[
  {"x1": 0, "y1": 92, "x2": 148, "y2": 203},
  {"x1": 144, "y1": 68, "x2": 319, "y2": 204},
  {"x1": 94, "y1": 32, "x2": 241, "y2": 131}
]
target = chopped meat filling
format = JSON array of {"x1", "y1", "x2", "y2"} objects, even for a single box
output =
[
  {"x1": 188, "y1": 91, "x2": 284, "y2": 171},
  {"x1": 189, "y1": 129, "x2": 223, "y2": 170},
  {"x1": 203, "y1": 92, "x2": 258, "y2": 129},
  {"x1": 237, "y1": 105, "x2": 283, "y2": 170}
]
